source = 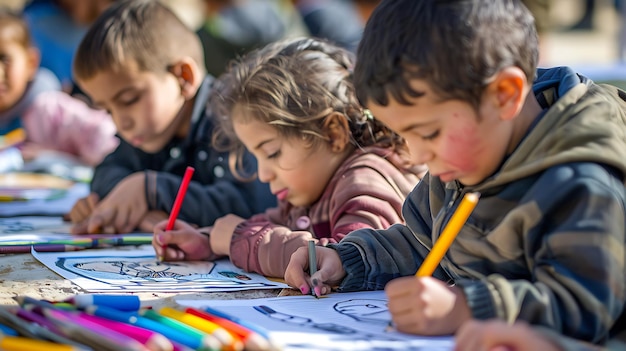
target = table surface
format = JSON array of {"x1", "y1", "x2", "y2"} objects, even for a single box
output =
[{"x1": 0, "y1": 249, "x2": 299, "y2": 309}]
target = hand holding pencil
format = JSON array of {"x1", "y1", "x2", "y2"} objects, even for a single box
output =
[
  {"x1": 153, "y1": 219, "x2": 215, "y2": 261},
  {"x1": 284, "y1": 244, "x2": 346, "y2": 297},
  {"x1": 385, "y1": 192, "x2": 479, "y2": 336},
  {"x1": 155, "y1": 166, "x2": 194, "y2": 261}
]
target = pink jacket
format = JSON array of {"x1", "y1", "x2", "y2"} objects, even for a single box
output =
[
  {"x1": 228, "y1": 146, "x2": 425, "y2": 277},
  {"x1": 22, "y1": 91, "x2": 118, "y2": 166}
]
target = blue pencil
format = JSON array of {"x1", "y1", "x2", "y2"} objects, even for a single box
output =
[
  {"x1": 0, "y1": 323, "x2": 18, "y2": 336},
  {"x1": 65, "y1": 294, "x2": 141, "y2": 312}
]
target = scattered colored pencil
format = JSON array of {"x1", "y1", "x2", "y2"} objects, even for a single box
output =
[
  {"x1": 0, "y1": 244, "x2": 86, "y2": 254},
  {"x1": 160, "y1": 166, "x2": 195, "y2": 261},
  {"x1": 185, "y1": 307, "x2": 273, "y2": 351},
  {"x1": 416, "y1": 192, "x2": 480, "y2": 277}
]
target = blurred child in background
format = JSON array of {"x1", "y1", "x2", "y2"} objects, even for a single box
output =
[
  {"x1": 0, "y1": 8, "x2": 117, "y2": 173},
  {"x1": 69, "y1": 0, "x2": 274, "y2": 234}
]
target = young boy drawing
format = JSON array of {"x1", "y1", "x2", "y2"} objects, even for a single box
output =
[
  {"x1": 68, "y1": 0, "x2": 274, "y2": 234},
  {"x1": 0, "y1": 9, "x2": 117, "y2": 169},
  {"x1": 285, "y1": 0, "x2": 626, "y2": 346},
  {"x1": 153, "y1": 37, "x2": 425, "y2": 277}
]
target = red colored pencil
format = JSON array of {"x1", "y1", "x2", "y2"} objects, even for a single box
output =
[{"x1": 160, "y1": 166, "x2": 195, "y2": 261}]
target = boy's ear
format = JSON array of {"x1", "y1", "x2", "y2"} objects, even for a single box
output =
[
  {"x1": 488, "y1": 67, "x2": 527, "y2": 121},
  {"x1": 26, "y1": 47, "x2": 41, "y2": 81},
  {"x1": 322, "y1": 112, "x2": 351, "y2": 153},
  {"x1": 168, "y1": 57, "x2": 202, "y2": 99}
]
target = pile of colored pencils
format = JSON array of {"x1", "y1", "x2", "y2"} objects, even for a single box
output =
[{"x1": 0, "y1": 294, "x2": 278, "y2": 351}]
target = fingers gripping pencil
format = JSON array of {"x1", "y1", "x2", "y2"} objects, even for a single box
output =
[{"x1": 160, "y1": 166, "x2": 195, "y2": 261}]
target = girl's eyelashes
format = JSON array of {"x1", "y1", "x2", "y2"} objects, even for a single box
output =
[
  {"x1": 120, "y1": 95, "x2": 140, "y2": 106},
  {"x1": 421, "y1": 130, "x2": 440, "y2": 141},
  {"x1": 267, "y1": 149, "x2": 281, "y2": 159}
]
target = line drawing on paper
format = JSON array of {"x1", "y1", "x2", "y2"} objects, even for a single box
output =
[
  {"x1": 253, "y1": 299, "x2": 404, "y2": 343},
  {"x1": 55, "y1": 255, "x2": 222, "y2": 287}
]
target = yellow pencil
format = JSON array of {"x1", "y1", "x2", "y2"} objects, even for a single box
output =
[
  {"x1": 416, "y1": 192, "x2": 480, "y2": 277},
  {"x1": 0, "y1": 333, "x2": 83, "y2": 351},
  {"x1": 3, "y1": 128, "x2": 26, "y2": 145},
  {"x1": 158, "y1": 307, "x2": 243, "y2": 351}
]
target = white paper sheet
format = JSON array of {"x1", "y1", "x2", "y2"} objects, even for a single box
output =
[
  {"x1": 177, "y1": 290, "x2": 454, "y2": 351},
  {"x1": 33, "y1": 245, "x2": 289, "y2": 292}
]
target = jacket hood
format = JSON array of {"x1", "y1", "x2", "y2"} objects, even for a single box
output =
[{"x1": 480, "y1": 66, "x2": 626, "y2": 188}]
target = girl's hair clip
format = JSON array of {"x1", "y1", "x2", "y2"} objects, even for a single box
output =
[{"x1": 363, "y1": 109, "x2": 374, "y2": 120}]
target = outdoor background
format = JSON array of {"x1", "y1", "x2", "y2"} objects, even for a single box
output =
[{"x1": 1, "y1": 0, "x2": 624, "y2": 87}]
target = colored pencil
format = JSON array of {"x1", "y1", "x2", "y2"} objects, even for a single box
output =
[
  {"x1": 0, "y1": 330, "x2": 83, "y2": 351},
  {"x1": 139, "y1": 309, "x2": 223, "y2": 351},
  {"x1": 185, "y1": 307, "x2": 273, "y2": 351},
  {"x1": 0, "y1": 305, "x2": 88, "y2": 349},
  {"x1": 0, "y1": 244, "x2": 86, "y2": 254},
  {"x1": 307, "y1": 240, "x2": 318, "y2": 297},
  {"x1": 16, "y1": 297, "x2": 139, "y2": 351},
  {"x1": 0, "y1": 323, "x2": 18, "y2": 336},
  {"x1": 12, "y1": 307, "x2": 82, "y2": 347},
  {"x1": 84, "y1": 305, "x2": 207, "y2": 351},
  {"x1": 0, "y1": 234, "x2": 153, "y2": 248},
  {"x1": 201, "y1": 306, "x2": 271, "y2": 340},
  {"x1": 160, "y1": 166, "x2": 195, "y2": 261},
  {"x1": 66, "y1": 294, "x2": 141, "y2": 312},
  {"x1": 416, "y1": 192, "x2": 480, "y2": 277},
  {"x1": 78, "y1": 313, "x2": 173, "y2": 351},
  {"x1": 40, "y1": 308, "x2": 147, "y2": 351},
  {"x1": 158, "y1": 307, "x2": 242, "y2": 351}
]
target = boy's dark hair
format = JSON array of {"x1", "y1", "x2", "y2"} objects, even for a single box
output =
[
  {"x1": 354, "y1": 0, "x2": 539, "y2": 110},
  {"x1": 0, "y1": 8, "x2": 30, "y2": 48},
  {"x1": 73, "y1": 0, "x2": 205, "y2": 80}
]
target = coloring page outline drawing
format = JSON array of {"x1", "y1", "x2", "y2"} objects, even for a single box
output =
[
  {"x1": 177, "y1": 290, "x2": 454, "y2": 351},
  {"x1": 33, "y1": 245, "x2": 289, "y2": 292}
]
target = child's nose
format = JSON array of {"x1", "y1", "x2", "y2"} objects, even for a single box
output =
[
  {"x1": 257, "y1": 163, "x2": 274, "y2": 183},
  {"x1": 114, "y1": 115, "x2": 134, "y2": 131}
]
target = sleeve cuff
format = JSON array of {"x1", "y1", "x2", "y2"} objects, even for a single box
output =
[{"x1": 330, "y1": 242, "x2": 367, "y2": 291}]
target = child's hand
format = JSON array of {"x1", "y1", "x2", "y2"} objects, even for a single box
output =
[
  {"x1": 69, "y1": 193, "x2": 100, "y2": 234},
  {"x1": 455, "y1": 320, "x2": 562, "y2": 351},
  {"x1": 137, "y1": 210, "x2": 169, "y2": 232},
  {"x1": 153, "y1": 219, "x2": 212, "y2": 261},
  {"x1": 19, "y1": 142, "x2": 46, "y2": 161},
  {"x1": 210, "y1": 214, "x2": 245, "y2": 256},
  {"x1": 284, "y1": 245, "x2": 345, "y2": 296},
  {"x1": 385, "y1": 276, "x2": 471, "y2": 335},
  {"x1": 84, "y1": 172, "x2": 148, "y2": 233}
]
